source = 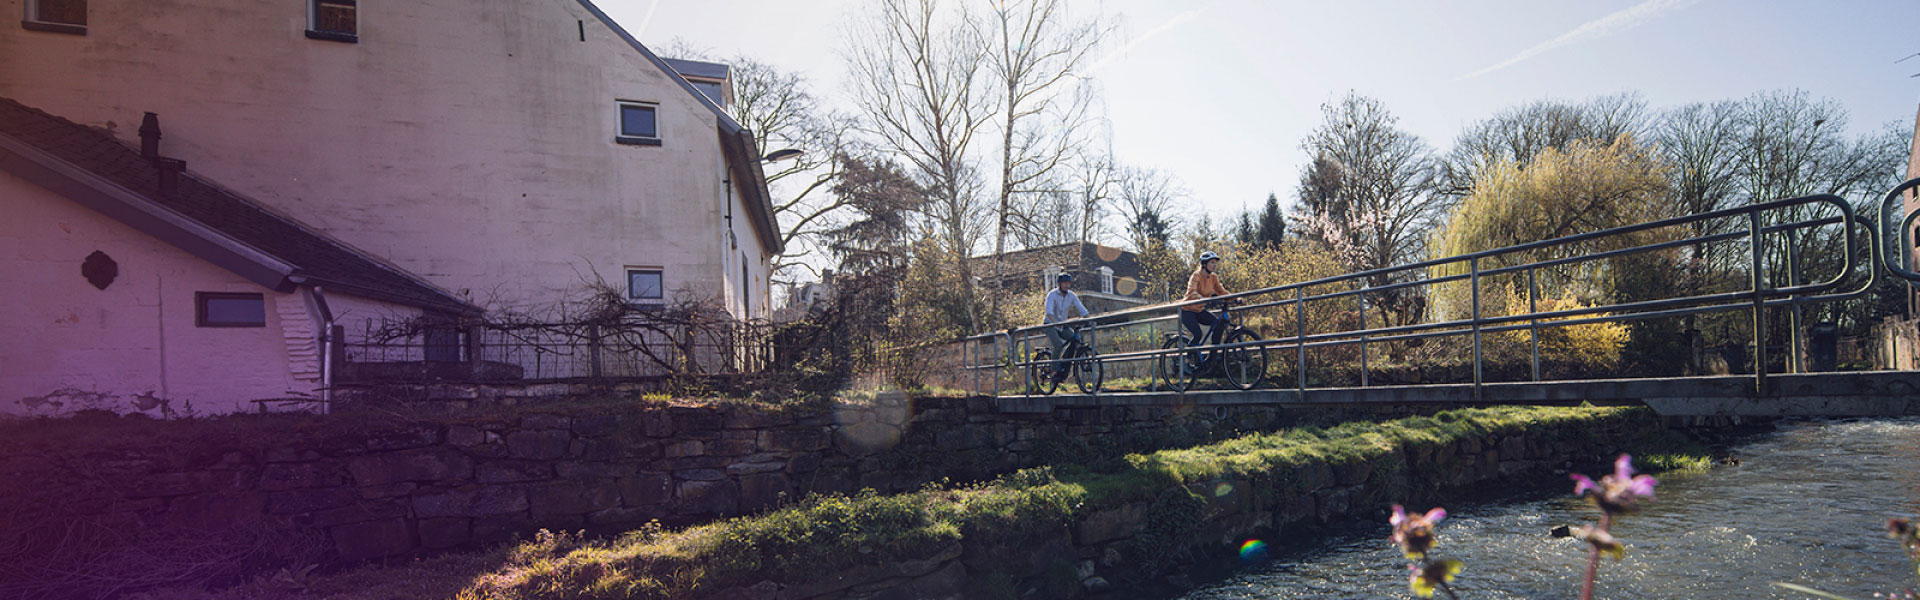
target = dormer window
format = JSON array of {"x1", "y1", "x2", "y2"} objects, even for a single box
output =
[
  {"x1": 23, "y1": 0, "x2": 86, "y2": 35},
  {"x1": 306, "y1": 0, "x2": 356, "y2": 43},
  {"x1": 686, "y1": 78, "x2": 726, "y2": 109}
]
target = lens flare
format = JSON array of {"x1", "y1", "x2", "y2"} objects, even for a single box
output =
[{"x1": 1238, "y1": 539, "x2": 1268, "y2": 561}]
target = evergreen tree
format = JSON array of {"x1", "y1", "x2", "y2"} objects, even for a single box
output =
[
  {"x1": 1256, "y1": 192, "x2": 1286, "y2": 247},
  {"x1": 1234, "y1": 210, "x2": 1257, "y2": 245}
]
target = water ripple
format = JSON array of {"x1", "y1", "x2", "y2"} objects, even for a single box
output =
[{"x1": 1180, "y1": 418, "x2": 1920, "y2": 600}]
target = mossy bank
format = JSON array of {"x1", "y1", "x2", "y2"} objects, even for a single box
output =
[{"x1": 454, "y1": 405, "x2": 1687, "y2": 600}]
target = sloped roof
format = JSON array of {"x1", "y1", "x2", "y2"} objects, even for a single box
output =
[
  {"x1": 662, "y1": 57, "x2": 730, "y2": 81},
  {"x1": 981, "y1": 242, "x2": 1145, "y2": 280},
  {"x1": 0, "y1": 97, "x2": 477, "y2": 314}
]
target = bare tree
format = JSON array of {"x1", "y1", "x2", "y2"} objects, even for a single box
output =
[
  {"x1": 1292, "y1": 93, "x2": 1444, "y2": 283},
  {"x1": 1439, "y1": 93, "x2": 1651, "y2": 198},
  {"x1": 660, "y1": 44, "x2": 852, "y2": 285},
  {"x1": 983, "y1": 0, "x2": 1109, "y2": 327},
  {"x1": 1068, "y1": 146, "x2": 1119, "y2": 247},
  {"x1": 846, "y1": 0, "x2": 995, "y2": 329},
  {"x1": 1113, "y1": 165, "x2": 1185, "y2": 252}
]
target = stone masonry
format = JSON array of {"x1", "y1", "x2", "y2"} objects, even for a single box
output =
[{"x1": 1, "y1": 393, "x2": 1300, "y2": 566}]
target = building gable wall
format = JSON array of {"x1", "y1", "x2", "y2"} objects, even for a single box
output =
[
  {"x1": 0, "y1": 170, "x2": 303, "y2": 415},
  {"x1": 0, "y1": 0, "x2": 771, "y2": 317}
]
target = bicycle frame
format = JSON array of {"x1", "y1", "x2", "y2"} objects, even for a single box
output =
[{"x1": 1178, "y1": 304, "x2": 1236, "y2": 366}]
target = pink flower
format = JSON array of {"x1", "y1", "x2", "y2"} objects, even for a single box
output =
[
  {"x1": 1571, "y1": 454, "x2": 1658, "y2": 515},
  {"x1": 1391, "y1": 504, "x2": 1448, "y2": 558}
]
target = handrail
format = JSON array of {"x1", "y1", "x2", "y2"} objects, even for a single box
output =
[
  {"x1": 967, "y1": 193, "x2": 1859, "y2": 340},
  {"x1": 968, "y1": 187, "x2": 1897, "y2": 398},
  {"x1": 1880, "y1": 178, "x2": 1920, "y2": 283}
]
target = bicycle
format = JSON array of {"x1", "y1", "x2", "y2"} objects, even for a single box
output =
[
  {"x1": 1026, "y1": 324, "x2": 1103, "y2": 395},
  {"x1": 1157, "y1": 299, "x2": 1268, "y2": 392}
]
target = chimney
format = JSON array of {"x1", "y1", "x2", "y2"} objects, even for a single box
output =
[
  {"x1": 138, "y1": 112, "x2": 160, "y2": 161},
  {"x1": 155, "y1": 157, "x2": 186, "y2": 199}
]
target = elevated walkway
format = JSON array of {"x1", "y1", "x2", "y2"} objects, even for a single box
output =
[{"x1": 996, "y1": 372, "x2": 1920, "y2": 417}]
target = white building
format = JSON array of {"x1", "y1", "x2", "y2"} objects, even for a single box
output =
[{"x1": 0, "y1": 0, "x2": 781, "y2": 414}]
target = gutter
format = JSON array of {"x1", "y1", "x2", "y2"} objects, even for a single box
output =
[{"x1": 0, "y1": 133, "x2": 297, "y2": 290}]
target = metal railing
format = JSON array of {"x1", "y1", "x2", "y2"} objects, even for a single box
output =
[{"x1": 965, "y1": 181, "x2": 1920, "y2": 399}]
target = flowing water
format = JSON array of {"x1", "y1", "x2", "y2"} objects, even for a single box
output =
[{"x1": 1178, "y1": 418, "x2": 1920, "y2": 599}]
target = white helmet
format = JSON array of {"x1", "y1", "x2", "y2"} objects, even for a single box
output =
[{"x1": 1199, "y1": 251, "x2": 1220, "y2": 263}]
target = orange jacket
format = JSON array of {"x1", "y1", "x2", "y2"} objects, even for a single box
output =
[{"x1": 1181, "y1": 269, "x2": 1227, "y2": 312}]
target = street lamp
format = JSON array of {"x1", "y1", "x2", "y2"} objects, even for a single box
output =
[{"x1": 762, "y1": 148, "x2": 802, "y2": 163}]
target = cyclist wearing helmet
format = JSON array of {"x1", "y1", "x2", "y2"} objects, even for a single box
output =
[
  {"x1": 1043, "y1": 272, "x2": 1092, "y2": 381},
  {"x1": 1180, "y1": 251, "x2": 1230, "y2": 364}
]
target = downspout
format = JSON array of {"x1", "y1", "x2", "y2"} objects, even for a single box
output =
[{"x1": 305, "y1": 285, "x2": 336, "y2": 414}]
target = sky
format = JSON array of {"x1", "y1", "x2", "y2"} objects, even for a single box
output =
[{"x1": 600, "y1": 0, "x2": 1920, "y2": 239}]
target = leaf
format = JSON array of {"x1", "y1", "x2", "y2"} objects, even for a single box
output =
[{"x1": 1771, "y1": 582, "x2": 1861, "y2": 600}]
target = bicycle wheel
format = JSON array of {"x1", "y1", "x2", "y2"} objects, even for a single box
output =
[
  {"x1": 1222, "y1": 328, "x2": 1268, "y2": 391},
  {"x1": 1027, "y1": 349, "x2": 1059, "y2": 396},
  {"x1": 1071, "y1": 345, "x2": 1103, "y2": 394},
  {"x1": 1163, "y1": 335, "x2": 1196, "y2": 393},
  {"x1": 1154, "y1": 335, "x2": 1177, "y2": 391}
]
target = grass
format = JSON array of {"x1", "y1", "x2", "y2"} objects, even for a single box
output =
[
  {"x1": 448, "y1": 404, "x2": 1660, "y2": 599},
  {"x1": 115, "y1": 404, "x2": 1676, "y2": 599}
]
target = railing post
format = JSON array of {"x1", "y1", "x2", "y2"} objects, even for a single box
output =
[
  {"x1": 1471, "y1": 257, "x2": 1482, "y2": 401},
  {"x1": 1750, "y1": 209, "x2": 1768, "y2": 395},
  {"x1": 1021, "y1": 332, "x2": 1032, "y2": 398},
  {"x1": 1528, "y1": 267, "x2": 1540, "y2": 382},
  {"x1": 1357, "y1": 283, "x2": 1368, "y2": 388},
  {"x1": 992, "y1": 333, "x2": 1003, "y2": 398},
  {"x1": 1788, "y1": 229, "x2": 1803, "y2": 374},
  {"x1": 1087, "y1": 324, "x2": 1099, "y2": 397},
  {"x1": 1296, "y1": 286, "x2": 1307, "y2": 394},
  {"x1": 966, "y1": 338, "x2": 977, "y2": 396}
]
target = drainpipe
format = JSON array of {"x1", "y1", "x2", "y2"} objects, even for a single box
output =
[{"x1": 306, "y1": 285, "x2": 336, "y2": 415}]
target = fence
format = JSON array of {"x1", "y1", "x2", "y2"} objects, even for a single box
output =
[
  {"x1": 965, "y1": 181, "x2": 1920, "y2": 398},
  {"x1": 336, "y1": 316, "x2": 803, "y2": 384}
]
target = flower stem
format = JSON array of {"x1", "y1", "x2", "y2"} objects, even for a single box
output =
[
  {"x1": 1438, "y1": 579, "x2": 1460, "y2": 600},
  {"x1": 1580, "y1": 513, "x2": 1612, "y2": 600}
]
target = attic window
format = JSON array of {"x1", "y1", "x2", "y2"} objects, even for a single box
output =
[
  {"x1": 688, "y1": 79, "x2": 725, "y2": 108},
  {"x1": 196, "y1": 292, "x2": 266, "y2": 327},
  {"x1": 306, "y1": 0, "x2": 356, "y2": 43},
  {"x1": 615, "y1": 101, "x2": 660, "y2": 146},
  {"x1": 23, "y1": 0, "x2": 86, "y2": 35}
]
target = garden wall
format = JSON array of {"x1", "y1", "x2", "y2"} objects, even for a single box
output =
[{"x1": 0, "y1": 391, "x2": 1302, "y2": 582}]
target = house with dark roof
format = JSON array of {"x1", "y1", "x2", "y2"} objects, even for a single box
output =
[
  {"x1": 979, "y1": 242, "x2": 1168, "y2": 315},
  {"x1": 0, "y1": 0, "x2": 780, "y2": 414}
]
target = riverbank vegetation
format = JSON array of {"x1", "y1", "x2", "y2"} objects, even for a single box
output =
[{"x1": 139, "y1": 404, "x2": 1704, "y2": 600}]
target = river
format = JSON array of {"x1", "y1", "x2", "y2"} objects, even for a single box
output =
[{"x1": 1178, "y1": 418, "x2": 1920, "y2": 599}]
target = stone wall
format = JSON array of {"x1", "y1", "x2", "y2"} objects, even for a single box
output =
[
  {"x1": 696, "y1": 408, "x2": 1668, "y2": 600},
  {"x1": 0, "y1": 393, "x2": 1302, "y2": 570}
]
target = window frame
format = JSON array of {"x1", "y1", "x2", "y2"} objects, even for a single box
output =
[
  {"x1": 626, "y1": 268, "x2": 665, "y2": 304},
  {"x1": 305, "y1": 0, "x2": 357, "y2": 43},
  {"x1": 22, "y1": 0, "x2": 86, "y2": 35},
  {"x1": 615, "y1": 101, "x2": 661, "y2": 146},
  {"x1": 195, "y1": 292, "x2": 267, "y2": 328}
]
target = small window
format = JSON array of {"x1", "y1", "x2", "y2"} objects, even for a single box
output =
[
  {"x1": 23, "y1": 0, "x2": 86, "y2": 34},
  {"x1": 616, "y1": 102, "x2": 660, "y2": 146},
  {"x1": 306, "y1": 0, "x2": 356, "y2": 43},
  {"x1": 196, "y1": 292, "x2": 266, "y2": 327},
  {"x1": 627, "y1": 269, "x2": 663, "y2": 302},
  {"x1": 688, "y1": 80, "x2": 725, "y2": 107}
]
